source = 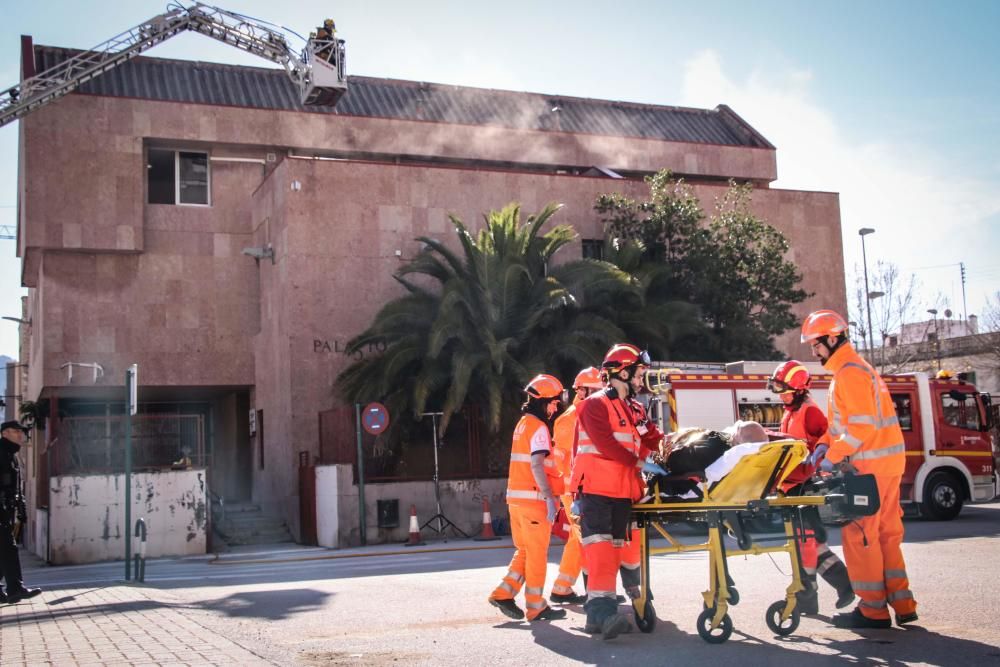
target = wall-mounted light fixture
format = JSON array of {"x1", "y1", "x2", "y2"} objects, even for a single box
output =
[{"x1": 241, "y1": 244, "x2": 275, "y2": 265}]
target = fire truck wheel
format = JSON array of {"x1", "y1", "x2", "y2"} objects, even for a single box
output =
[{"x1": 921, "y1": 471, "x2": 964, "y2": 521}]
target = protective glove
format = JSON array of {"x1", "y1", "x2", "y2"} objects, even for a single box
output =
[
  {"x1": 545, "y1": 496, "x2": 559, "y2": 524},
  {"x1": 641, "y1": 458, "x2": 668, "y2": 476},
  {"x1": 808, "y1": 444, "x2": 829, "y2": 467},
  {"x1": 819, "y1": 457, "x2": 836, "y2": 473},
  {"x1": 570, "y1": 499, "x2": 581, "y2": 518}
]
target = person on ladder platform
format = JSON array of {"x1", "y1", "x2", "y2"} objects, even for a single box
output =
[
  {"x1": 768, "y1": 360, "x2": 855, "y2": 614},
  {"x1": 488, "y1": 374, "x2": 568, "y2": 622},
  {"x1": 549, "y1": 367, "x2": 604, "y2": 605},
  {"x1": 801, "y1": 309, "x2": 919, "y2": 629},
  {"x1": 572, "y1": 344, "x2": 667, "y2": 639}
]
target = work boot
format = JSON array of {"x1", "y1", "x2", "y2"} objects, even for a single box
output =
[
  {"x1": 818, "y1": 550, "x2": 855, "y2": 609},
  {"x1": 550, "y1": 591, "x2": 587, "y2": 605},
  {"x1": 832, "y1": 608, "x2": 891, "y2": 629},
  {"x1": 796, "y1": 589, "x2": 819, "y2": 615},
  {"x1": 531, "y1": 606, "x2": 567, "y2": 621},
  {"x1": 601, "y1": 614, "x2": 632, "y2": 640},
  {"x1": 5, "y1": 587, "x2": 41, "y2": 604},
  {"x1": 896, "y1": 612, "x2": 919, "y2": 626},
  {"x1": 488, "y1": 597, "x2": 525, "y2": 620},
  {"x1": 796, "y1": 571, "x2": 819, "y2": 615}
]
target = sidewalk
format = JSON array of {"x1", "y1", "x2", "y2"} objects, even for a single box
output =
[
  {"x1": 0, "y1": 536, "x2": 518, "y2": 666},
  {"x1": 0, "y1": 584, "x2": 272, "y2": 666}
]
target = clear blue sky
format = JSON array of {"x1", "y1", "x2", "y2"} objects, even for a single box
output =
[{"x1": 2, "y1": 0, "x2": 998, "y2": 359}]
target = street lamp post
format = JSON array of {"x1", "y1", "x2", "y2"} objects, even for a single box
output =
[
  {"x1": 927, "y1": 308, "x2": 941, "y2": 371},
  {"x1": 859, "y1": 228, "x2": 876, "y2": 360},
  {"x1": 868, "y1": 291, "x2": 885, "y2": 369}
]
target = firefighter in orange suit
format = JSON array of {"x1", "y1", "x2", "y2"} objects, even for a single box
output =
[
  {"x1": 802, "y1": 310, "x2": 919, "y2": 629},
  {"x1": 769, "y1": 360, "x2": 854, "y2": 614},
  {"x1": 572, "y1": 344, "x2": 667, "y2": 639},
  {"x1": 488, "y1": 374, "x2": 568, "y2": 622},
  {"x1": 549, "y1": 367, "x2": 604, "y2": 605}
]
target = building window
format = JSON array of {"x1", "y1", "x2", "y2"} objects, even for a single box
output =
[
  {"x1": 147, "y1": 148, "x2": 210, "y2": 205},
  {"x1": 582, "y1": 239, "x2": 604, "y2": 260}
]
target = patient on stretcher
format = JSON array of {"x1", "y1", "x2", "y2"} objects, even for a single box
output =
[{"x1": 643, "y1": 420, "x2": 786, "y2": 502}]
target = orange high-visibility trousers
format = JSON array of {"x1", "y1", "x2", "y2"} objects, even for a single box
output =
[
  {"x1": 551, "y1": 495, "x2": 583, "y2": 596},
  {"x1": 619, "y1": 525, "x2": 641, "y2": 595},
  {"x1": 841, "y1": 475, "x2": 917, "y2": 620},
  {"x1": 799, "y1": 533, "x2": 818, "y2": 570},
  {"x1": 490, "y1": 502, "x2": 552, "y2": 620}
]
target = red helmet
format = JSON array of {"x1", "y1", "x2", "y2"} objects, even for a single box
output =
[
  {"x1": 524, "y1": 374, "x2": 564, "y2": 399},
  {"x1": 800, "y1": 309, "x2": 849, "y2": 343},
  {"x1": 768, "y1": 360, "x2": 811, "y2": 394},
  {"x1": 602, "y1": 343, "x2": 650, "y2": 374},
  {"x1": 573, "y1": 367, "x2": 603, "y2": 390}
]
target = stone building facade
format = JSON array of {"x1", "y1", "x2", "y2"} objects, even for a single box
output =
[{"x1": 14, "y1": 44, "x2": 846, "y2": 548}]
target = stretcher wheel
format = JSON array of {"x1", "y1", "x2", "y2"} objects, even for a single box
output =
[
  {"x1": 703, "y1": 588, "x2": 739, "y2": 609},
  {"x1": 634, "y1": 599, "x2": 656, "y2": 633},
  {"x1": 765, "y1": 600, "x2": 800, "y2": 636},
  {"x1": 696, "y1": 608, "x2": 733, "y2": 644}
]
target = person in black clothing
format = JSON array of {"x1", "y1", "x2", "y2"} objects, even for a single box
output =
[{"x1": 1, "y1": 419, "x2": 41, "y2": 604}]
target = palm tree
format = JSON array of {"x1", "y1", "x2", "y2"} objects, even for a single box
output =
[{"x1": 338, "y1": 202, "x2": 627, "y2": 438}]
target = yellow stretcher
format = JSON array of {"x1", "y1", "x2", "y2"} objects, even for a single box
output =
[{"x1": 630, "y1": 439, "x2": 832, "y2": 644}]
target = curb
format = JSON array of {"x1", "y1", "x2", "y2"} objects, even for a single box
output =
[{"x1": 209, "y1": 541, "x2": 518, "y2": 565}]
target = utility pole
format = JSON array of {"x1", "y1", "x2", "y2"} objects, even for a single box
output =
[
  {"x1": 960, "y1": 262, "x2": 969, "y2": 333},
  {"x1": 859, "y1": 228, "x2": 876, "y2": 360}
]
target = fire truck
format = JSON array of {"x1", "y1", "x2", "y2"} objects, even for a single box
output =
[{"x1": 644, "y1": 360, "x2": 997, "y2": 520}]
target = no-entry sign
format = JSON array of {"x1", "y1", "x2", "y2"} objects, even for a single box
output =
[{"x1": 362, "y1": 402, "x2": 390, "y2": 435}]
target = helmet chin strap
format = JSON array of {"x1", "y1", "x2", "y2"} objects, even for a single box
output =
[{"x1": 818, "y1": 334, "x2": 848, "y2": 365}]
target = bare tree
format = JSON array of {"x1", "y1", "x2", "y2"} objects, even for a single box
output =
[
  {"x1": 982, "y1": 290, "x2": 1000, "y2": 367},
  {"x1": 847, "y1": 260, "x2": 925, "y2": 374}
]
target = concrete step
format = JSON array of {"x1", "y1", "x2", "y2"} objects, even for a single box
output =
[
  {"x1": 214, "y1": 507, "x2": 293, "y2": 547},
  {"x1": 223, "y1": 514, "x2": 287, "y2": 528},
  {"x1": 223, "y1": 526, "x2": 294, "y2": 545},
  {"x1": 216, "y1": 502, "x2": 261, "y2": 514}
]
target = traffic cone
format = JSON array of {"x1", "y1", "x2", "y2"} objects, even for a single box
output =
[
  {"x1": 474, "y1": 499, "x2": 500, "y2": 541},
  {"x1": 404, "y1": 504, "x2": 425, "y2": 547}
]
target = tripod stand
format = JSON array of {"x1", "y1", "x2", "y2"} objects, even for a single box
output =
[{"x1": 419, "y1": 412, "x2": 468, "y2": 540}]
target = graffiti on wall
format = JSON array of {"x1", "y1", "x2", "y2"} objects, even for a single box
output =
[
  {"x1": 313, "y1": 339, "x2": 387, "y2": 361},
  {"x1": 445, "y1": 478, "x2": 506, "y2": 507}
]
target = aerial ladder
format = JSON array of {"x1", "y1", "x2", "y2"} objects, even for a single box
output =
[{"x1": 0, "y1": 2, "x2": 347, "y2": 131}]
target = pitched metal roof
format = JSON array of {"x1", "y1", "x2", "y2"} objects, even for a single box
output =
[{"x1": 33, "y1": 45, "x2": 774, "y2": 149}]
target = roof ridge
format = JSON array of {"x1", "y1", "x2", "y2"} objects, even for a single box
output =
[
  {"x1": 33, "y1": 44, "x2": 723, "y2": 117},
  {"x1": 29, "y1": 43, "x2": 774, "y2": 149}
]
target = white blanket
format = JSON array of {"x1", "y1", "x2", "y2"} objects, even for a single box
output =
[{"x1": 703, "y1": 441, "x2": 769, "y2": 486}]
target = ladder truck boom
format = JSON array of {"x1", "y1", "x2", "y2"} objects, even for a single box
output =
[{"x1": 0, "y1": 2, "x2": 346, "y2": 130}]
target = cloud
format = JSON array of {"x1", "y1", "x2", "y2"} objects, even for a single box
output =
[{"x1": 678, "y1": 49, "x2": 1000, "y2": 317}]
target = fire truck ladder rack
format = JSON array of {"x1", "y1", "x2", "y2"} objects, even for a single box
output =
[{"x1": 0, "y1": 2, "x2": 347, "y2": 131}]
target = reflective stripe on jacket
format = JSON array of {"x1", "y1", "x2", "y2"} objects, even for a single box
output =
[
  {"x1": 823, "y1": 345, "x2": 906, "y2": 476},
  {"x1": 569, "y1": 394, "x2": 643, "y2": 501},
  {"x1": 552, "y1": 404, "x2": 577, "y2": 487},
  {"x1": 507, "y1": 414, "x2": 564, "y2": 505}
]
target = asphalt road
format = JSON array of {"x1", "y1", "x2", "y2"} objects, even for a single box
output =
[{"x1": 19, "y1": 502, "x2": 1000, "y2": 666}]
